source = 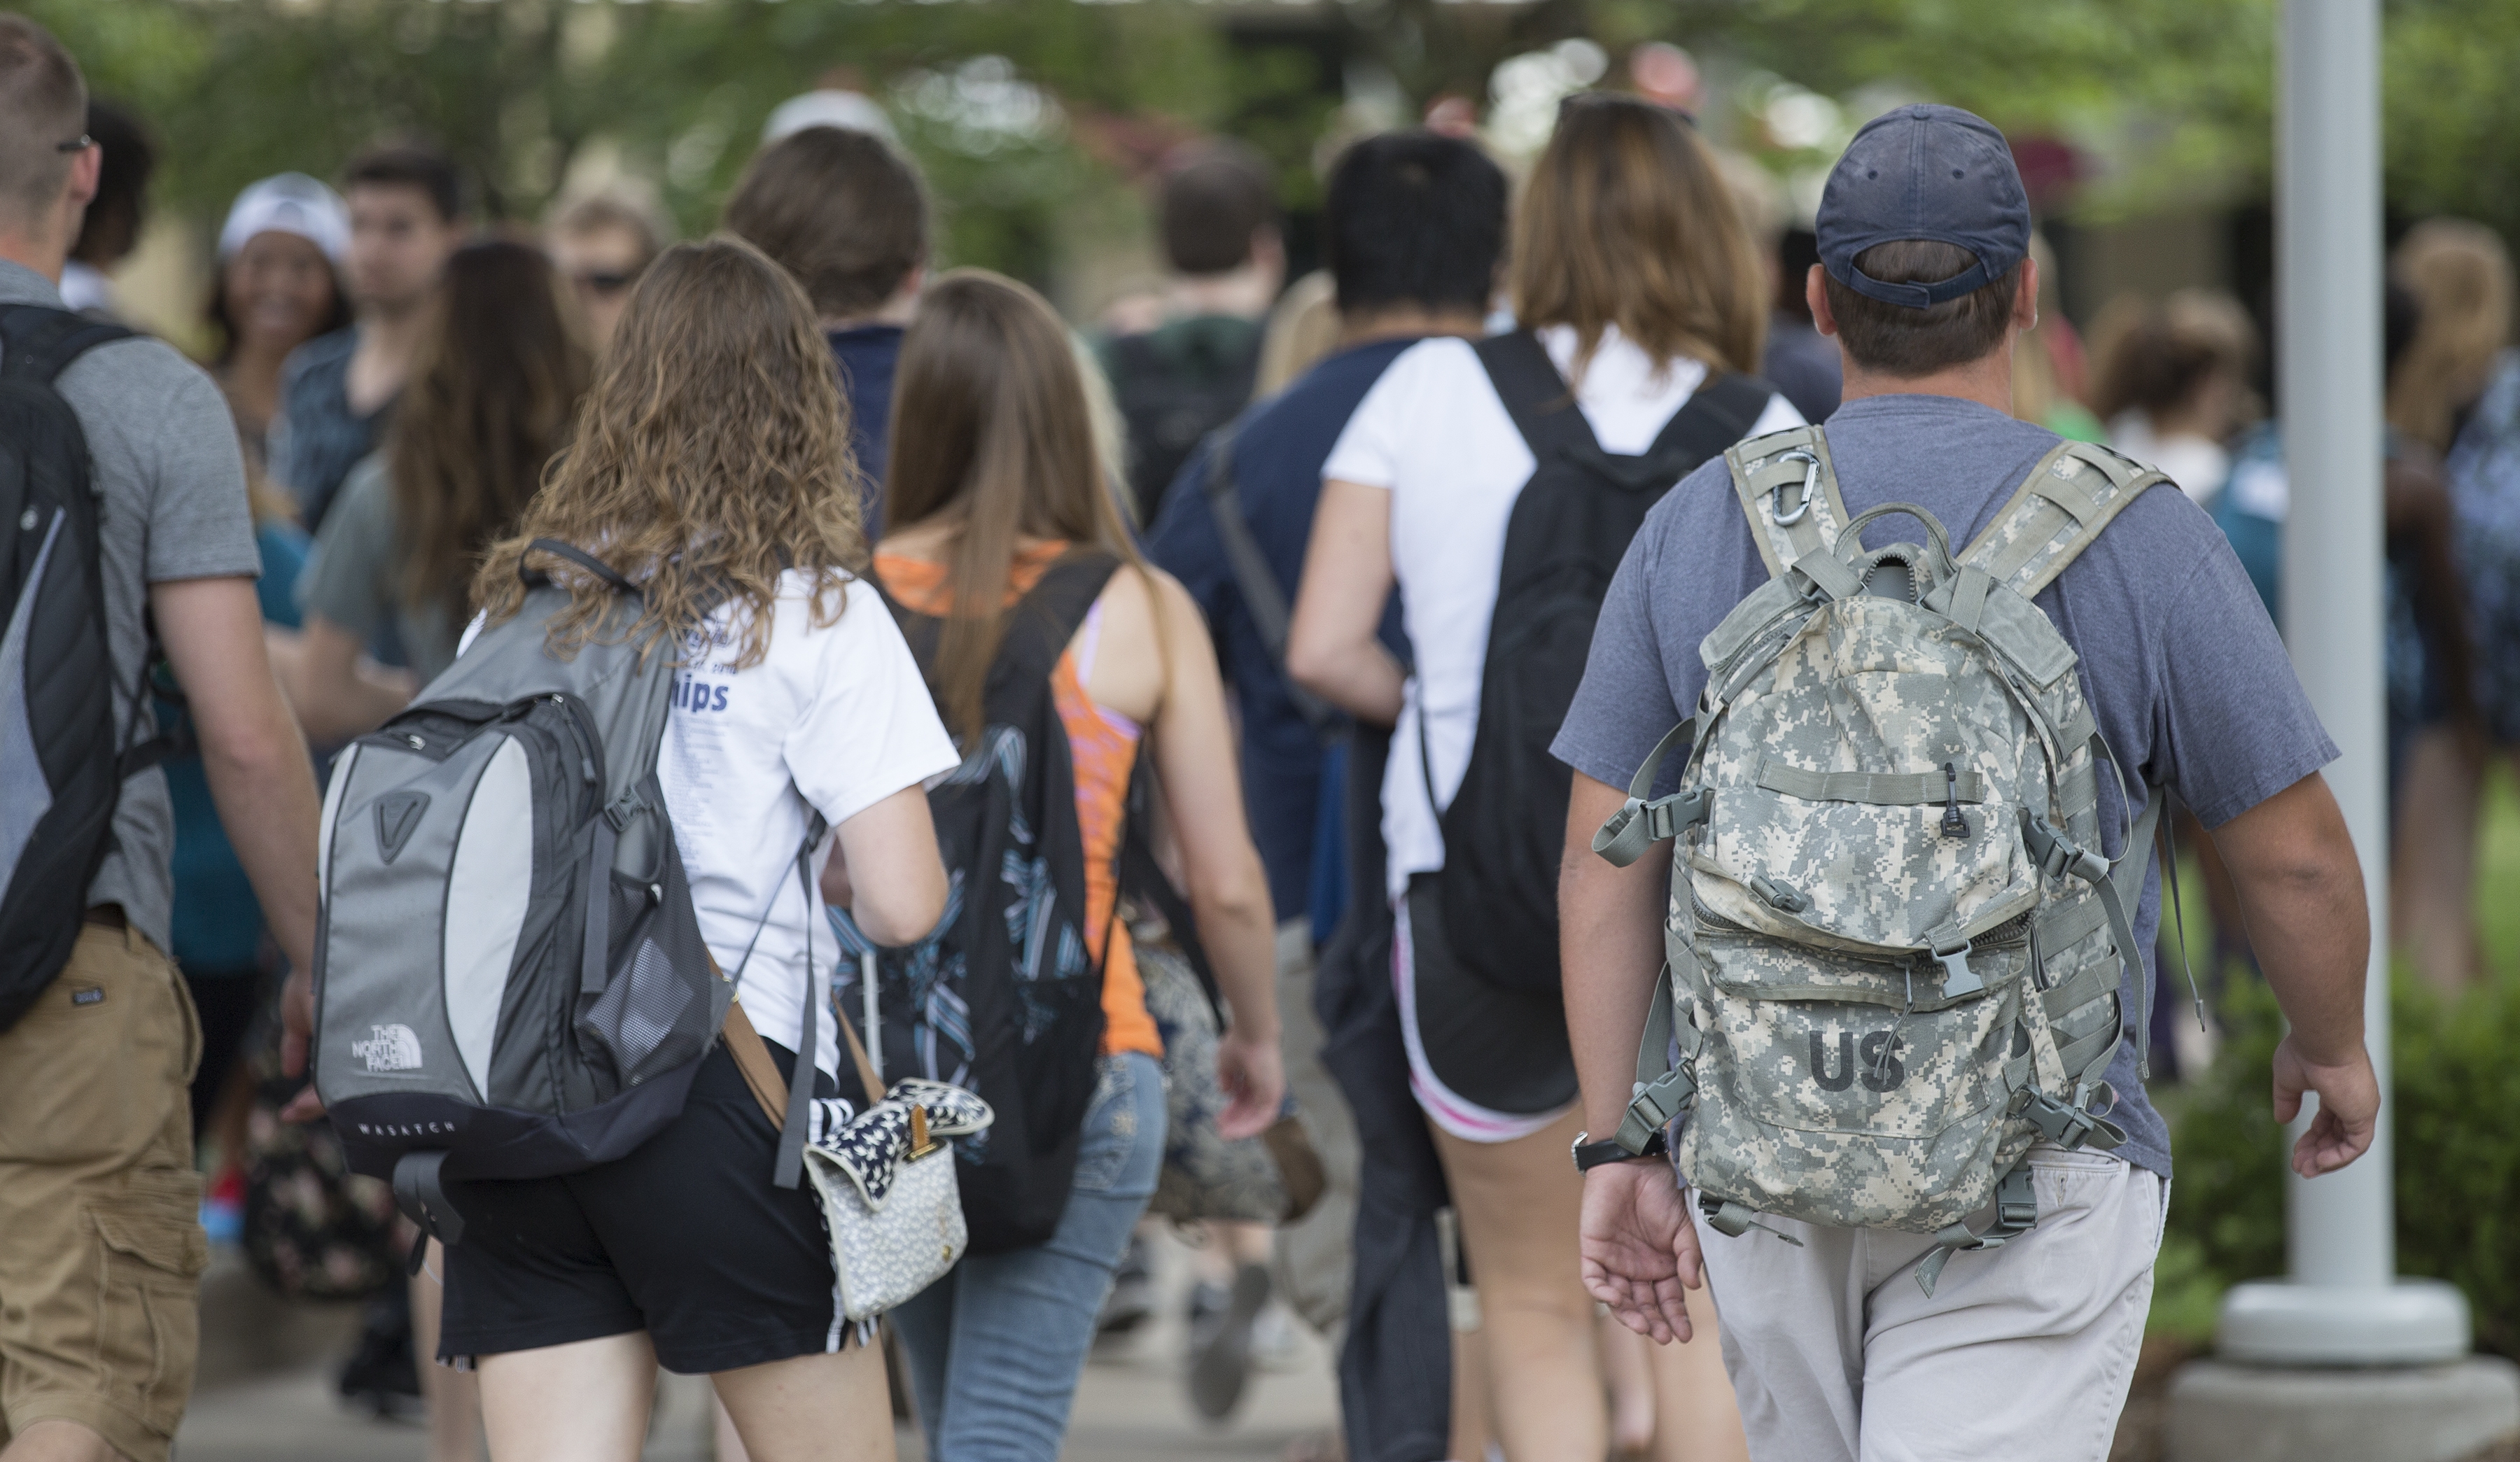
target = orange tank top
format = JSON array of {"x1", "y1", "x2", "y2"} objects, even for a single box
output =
[{"x1": 873, "y1": 546, "x2": 1162, "y2": 1060}]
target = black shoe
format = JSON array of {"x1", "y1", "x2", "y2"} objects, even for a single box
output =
[
  {"x1": 1189, "y1": 1262, "x2": 1271, "y2": 1423},
  {"x1": 335, "y1": 1292, "x2": 424, "y2": 1421},
  {"x1": 1096, "y1": 1234, "x2": 1156, "y2": 1337}
]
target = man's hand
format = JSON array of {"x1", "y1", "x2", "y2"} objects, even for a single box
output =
[
  {"x1": 1213, "y1": 1028, "x2": 1285, "y2": 1141},
  {"x1": 1581, "y1": 1160, "x2": 1704, "y2": 1344},
  {"x1": 2273, "y1": 1033, "x2": 2379, "y2": 1177},
  {"x1": 277, "y1": 965, "x2": 326, "y2": 1121}
]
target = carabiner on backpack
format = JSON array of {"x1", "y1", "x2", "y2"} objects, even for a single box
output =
[{"x1": 1770, "y1": 449, "x2": 1820, "y2": 526}]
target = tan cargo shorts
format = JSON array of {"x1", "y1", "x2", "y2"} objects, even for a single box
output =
[{"x1": 0, "y1": 920, "x2": 208, "y2": 1462}]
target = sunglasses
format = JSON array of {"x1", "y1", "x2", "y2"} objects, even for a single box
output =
[
  {"x1": 56, "y1": 133, "x2": 92, "y2": 153},
  {"x1": 573, "y1": 270, "x2": 636, "y2": 296}
]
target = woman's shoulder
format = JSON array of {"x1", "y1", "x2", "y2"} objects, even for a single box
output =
[{"x1": 318, "y1": 451, "x2": 395, "y2": 542}]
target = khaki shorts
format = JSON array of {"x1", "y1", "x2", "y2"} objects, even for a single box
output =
[
  {"x1": 1699, "y1": 1145, "x2": 2166, "y2": 1462},
  {"x1": 0, "y1": 920, "x2": 207, "y2": 1462}
]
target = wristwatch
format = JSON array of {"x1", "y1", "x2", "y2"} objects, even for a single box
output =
[{"x1": 1572, "y1": 1128, "x2": 1667, "y2": 1172}]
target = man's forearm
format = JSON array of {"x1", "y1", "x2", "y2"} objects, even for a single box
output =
[
  {"x1": 206, "y1": 711, "x2": 323, "y2": 975},
  {"x1": 2211, "y1": 773, "x2": 2370, "y2": 1066},
  {"x1": 1562, "y1": 773, "x2": 1676, "y2": 1139},
  {"x1": 2227, "y1": 848, "x2": 2369, "y2": 1064}
]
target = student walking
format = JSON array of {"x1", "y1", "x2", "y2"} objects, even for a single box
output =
[
  {"x1": 419, "y1": 237, "x2": 958, "y2": 1462},
  {"x1": 1100, "y1": 141, "x2": 1285, "y2": 525},
  {"x1": 1289, "y1": 94, "x2": 1791, "y2": 1462},
  {"x1": 0, "y1": 16, "x2": 324, "y2": 1461},
  {"x1": 1555, "y1": 104, "x2": 2381, "y2": 1462},
  {"x1": 545, "y1": 188, "x2": 668, "y2": 357},
  {"x1": 873, "y1": 269, "x2": 1284, "y2": 1461},
  {"x1": 59, "y1": 99, "x2": 150, "y2": 320},
  {"x1": 270, "y1": 143, "x2": 468, "y2": 530},
  {"x1": 177, "y1": 173, "x2": 346, "y2": 1151},
  {"x1": 2377, "y1": 218, "x2": 2515, "y2": 992},
  {"x1": 206, "y1": 172, "x2": 354, "y2": 474},
  {"x1": 281, "y1": 239, "x2": 591, "y2": 741},
  {"x1": 724, "y1": 125, "x2": 928, "y2": 537},
  {"x1": 1147, "y1": 127, "x2": 1508, "y2": 1462}
]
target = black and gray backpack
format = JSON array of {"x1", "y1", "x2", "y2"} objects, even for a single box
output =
[
  {"x1": 0, "y1": 304, "x2": 171, "y2": 1032},
  {"x1": 1429, "y1": 330, "x2": 1771, "y2": 994},
  {"x1": 313, "y1": 541, "x2": 820, "y2": 1253},
  {"x1": 833, "y1": 551, "x2": 1118, "y2": 1253}
]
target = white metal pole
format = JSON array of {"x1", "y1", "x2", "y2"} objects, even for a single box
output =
[
  {"x1": 2276, "y1": 0, "x2": 2391, "y2": 1295},
  {"x1": 2214, "y1": 0, "x2": 2465, "y2": 1364}
]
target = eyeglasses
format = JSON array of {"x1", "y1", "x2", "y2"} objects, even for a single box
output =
[
  {"x1": 55, "y1": 133, "x2": 92, "y2": 154},
  {"x1": 573, "y1": 270, "x2": 635, "y2": 296}
]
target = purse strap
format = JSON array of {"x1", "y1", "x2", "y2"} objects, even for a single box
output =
[
  {"x1": 722, "y1": 1001, "x2": 791, "y2": 1129},
  {"x1": 724, "y1": 978, "x2": 932, "y2": 1152}
]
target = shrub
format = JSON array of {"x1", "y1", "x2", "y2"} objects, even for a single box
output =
[{"x1": 2166, "y1": 967, "x2": 2520, "y2": 1356}]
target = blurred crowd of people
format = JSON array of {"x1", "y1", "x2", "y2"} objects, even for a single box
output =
[{"x1": 17, "y1": 10, "x2": 2506, "y2": 1460}]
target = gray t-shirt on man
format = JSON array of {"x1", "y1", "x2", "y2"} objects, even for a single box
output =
[
  {"x1": 0, "y1": 260, "x2": 262, "y2": 959},
  {"x1": 1550, "y1": 393, "x2": 2340, "y2": 1181}
]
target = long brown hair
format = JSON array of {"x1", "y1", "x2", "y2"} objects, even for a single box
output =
[
  {"x1": 1510, "y1": 94, "x2": 1766, "y2": 384},
  {"x1": 884, "y1": 268, "x2": 1153, "y2": 743},
  {"x1": 393, "y1": 240, "x2": 590, "y2": 628},
  {"x1": 474, "y1": 237, "x2": 867, "y2": 668},
  {"x1": 2388, "y1": 218, "x2": 2514, "y2": 452}
]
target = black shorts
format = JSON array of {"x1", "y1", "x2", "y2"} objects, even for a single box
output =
[
  {"x1": 438, "y1": 1039, "x2": 851, "y2": 1374},
  {"x1": 1402, "y1": 874, "x2": 1580, "y2": 1116}
]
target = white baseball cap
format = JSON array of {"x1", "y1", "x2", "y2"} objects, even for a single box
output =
[
  {"x1": 218, "y1": 173, "x2": 352, "y2": 264},
  {"x1": 762, "y1": 90, "x2": 897, "y2": 144}
]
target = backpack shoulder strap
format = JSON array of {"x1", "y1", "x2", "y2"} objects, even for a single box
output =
[
  {"x1": 1471, "y1": 329, "x2": 1601, "y2": 461},
  {"x1": 1000, "y1": 549, "x2": 1124, "y2": 676},
  {"x1": 1644, "y1": 372, "x2": 1772, "y2": 470},
  {"x1": 1198, "y1": 419, "x2": 1340, "y2": 734},
  {"x1": 1958, "y1": 440, "x2": 2167, "y2": 599},
  {"x1": 1726, "y1": 424, "x2": 1856, "y2": 579},
  {"x1": 0, "y1": 304, "x2": 134, "y2": 386}
]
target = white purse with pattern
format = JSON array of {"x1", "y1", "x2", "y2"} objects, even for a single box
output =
[{"x1": 802, "y1": 958, "x2": 991, "y2": 1323}]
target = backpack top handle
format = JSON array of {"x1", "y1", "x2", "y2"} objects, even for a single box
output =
[{"x1": 519, "y1": 537, "x2": 640, "y2": 598}]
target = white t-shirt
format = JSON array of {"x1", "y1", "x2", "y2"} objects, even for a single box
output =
[
  {"x1": 657, "y1": 571, "x2": 960, "y2": 1077},
  {"x1": 2108, "y1": 411, "x2": 2231, "y2": 509},
  {"x1": 1320, "y1": 325, "x2": 1804, "y2": 897}
]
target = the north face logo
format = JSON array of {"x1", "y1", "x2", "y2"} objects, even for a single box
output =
[{"x1": 351, "y1": 1023, "x2": 424, "y2": 1072}]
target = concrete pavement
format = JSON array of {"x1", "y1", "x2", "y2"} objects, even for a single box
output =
[{"x1": 175, "y1": 1231, "x2": 1339, "y2": 1461}]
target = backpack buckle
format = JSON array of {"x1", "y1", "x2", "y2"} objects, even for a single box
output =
[
  {"x1": 1749, "y1": 875, "x2": 1809, "y2": 914},
  {"x1": 1770, "y1": 450, "x2": 1819, "y2": 526},
  {"x1": 1929, "y1": 934, "x2": 1984, "y2": 998}
]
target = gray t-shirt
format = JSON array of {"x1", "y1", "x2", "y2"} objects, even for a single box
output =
[
  {"x1": 300, "y1": 453, "x2": 460, "y2": 687},
  {"x1": 1550, "y1": 393, "x2": 2341, "y2": 1181},
  {"x1": 0, "y1": 260, "x2": 262, "y2": 957}
]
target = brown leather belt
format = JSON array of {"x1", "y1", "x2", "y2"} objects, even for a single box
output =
[{"x1": 83, "y1": 904, "x2": 126, "y2": 929}]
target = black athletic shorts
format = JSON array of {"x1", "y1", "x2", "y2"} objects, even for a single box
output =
[
  {"x1": 437, "y1": 1038, "x2": 851, "y2": 1374},
  {"x1": 1403, "y1": 873, "x2": 1581, "y2": 1116}
]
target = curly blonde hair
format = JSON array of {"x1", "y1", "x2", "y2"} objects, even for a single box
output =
[{"x1": 473, "y1": 236, "x2": 868, "y2": 667}]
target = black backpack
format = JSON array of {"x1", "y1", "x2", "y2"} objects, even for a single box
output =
[
  {"x1": 840, "y1": 552, "x2": 1119, "y2": 1253},
  {"x1": 1429, "y1": 330, "x2": 1770, "y2": 994},
  {"x1": 1106, "y1": 319, "x2": 1261, "y2": 526},
  {"x1": 0, "y1": 304, "x2": 172, "y2": 1032}
]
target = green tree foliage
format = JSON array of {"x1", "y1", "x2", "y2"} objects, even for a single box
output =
[
  {"x1": 20, "y1": 0, "x2": 1233, "y2": 285},
  {"x1": 20, "y1": 0, "x2": 2520, "y2": 283}
]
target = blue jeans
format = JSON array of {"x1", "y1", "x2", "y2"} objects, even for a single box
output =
[{"x1": 892, "y1": 1051, "x2": 1167, "y2": 1461}]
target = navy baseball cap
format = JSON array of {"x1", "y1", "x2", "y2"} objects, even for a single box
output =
[{"x1": 1816, "y1": 104, "x2": 2029, "y2": 309}]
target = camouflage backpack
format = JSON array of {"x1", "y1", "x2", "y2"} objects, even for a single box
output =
[{"x1": 1592, "y1": 426, "x2": 2172, "y2": 1294}]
